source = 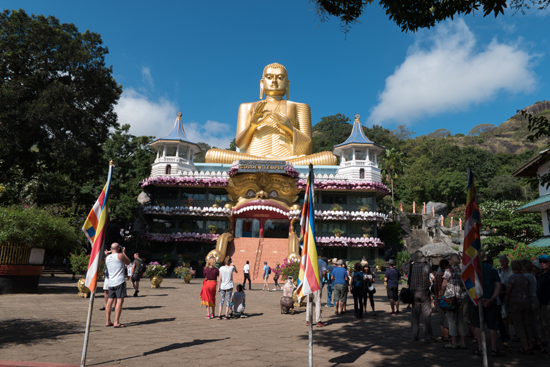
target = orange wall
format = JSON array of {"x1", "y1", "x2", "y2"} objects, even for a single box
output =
[{"x1": 226, "y1": 238, "x2": 289, "y2": 284}]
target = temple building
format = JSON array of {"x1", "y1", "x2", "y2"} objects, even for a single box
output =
[{"x1": 137, "y1": 63, "x2": 390, "y2": 282}]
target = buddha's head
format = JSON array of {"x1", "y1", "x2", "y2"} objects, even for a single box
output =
[{"x1": 260, "y1": 63, "x2": 289, "y2": 99}]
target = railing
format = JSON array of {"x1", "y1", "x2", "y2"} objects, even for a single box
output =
[
  {"x1": 341, "y1": 160, "x2": 378, "y2": 167},
  {"x1": 154, "y1": 157, "x2": 192, "y2": 164},
  {"x1": 0, "y1": 243, "x2": 32, "y2": 265},
  {"x1": 252, "y1": 233, "x2": 264, "y2": 280}
]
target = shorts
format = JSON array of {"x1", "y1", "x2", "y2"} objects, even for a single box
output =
[
  {"x1": 220, "y1": 289, "x2": 233, "y2": 307},
  {"x1": 332, "y1": 284, "x2": 347, "y2": 303},
  {"x1": 470, "y1": 300, "x2": 499, "y2": 330},
  {"x1": 131, "y1": 274, "x2": 140, "y2": 283},
  {"x1": 108, "y1": 282, "x2": 127, "y2": 299},
  {"x1": 387, "y1": 286, "x2": 398, "y2": 301}
]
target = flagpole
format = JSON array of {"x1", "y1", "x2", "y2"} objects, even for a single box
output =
[
  {"x1": 478, "y1": 302, "x2": 488, "y2": 367},
  {"x1": 308, "y1": 295, "x2": 313, "y2": 367},
  {"x1": 80, "y1": 161, "x2": 113, "y2": 367}
]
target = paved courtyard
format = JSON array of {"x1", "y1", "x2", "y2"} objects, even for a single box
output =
[{"x1": 0, "y1": 274, "x2": 548, "y2": 367}]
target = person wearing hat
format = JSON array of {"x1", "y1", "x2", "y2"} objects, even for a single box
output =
[
  {"x1": 537, "y1": 254, "x2": 550, "y2": 356},
  {"x1": 384, "y1": 259, "x2": 401, "y2": 315}
]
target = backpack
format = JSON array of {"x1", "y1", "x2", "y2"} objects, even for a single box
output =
[
  {"x1": 268, "y1": 267, "x2": 272, "y2": 275},
  {"x1": 138, "y1": 259, "x2": 147, "y2": 274},
  {"x1": 353, "y1": 271, "x2": 364, "y2": 288}
]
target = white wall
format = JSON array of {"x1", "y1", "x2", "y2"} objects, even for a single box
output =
[{"x1": 537, "y1": 161, "x2": 550, "y2": 196}]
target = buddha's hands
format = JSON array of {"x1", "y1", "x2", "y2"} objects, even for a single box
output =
[
  {"x1": 271, "y1": 113, "x2": 293, "y2": 136},
  {"x1": 251, "y1": 102, "x2": 268, "y2": 128}
]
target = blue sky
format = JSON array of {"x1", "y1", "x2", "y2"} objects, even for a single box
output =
[{"x1": 7, "y1": 1, "x2": 550, "y2": 149}]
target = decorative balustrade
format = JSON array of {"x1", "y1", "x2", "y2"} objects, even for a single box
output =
[
  {"x1": 316, "y1": 236, "x2": 385, "y2": 248},
  {"x1": 141, "y1": 205, "x2": 231, "y2": 217},
  {"x1": 288, "y1": 209, "x2": 389, "y2": 222},
  {"x1": 0, "y1": 243, "x2": 32, "y2": 265},
  {"x1": 141, "y1": 232, "x2": 220, "y2": 243}
]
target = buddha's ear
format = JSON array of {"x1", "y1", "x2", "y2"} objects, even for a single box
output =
[
  {"x1": 259, "y1": 79, "x2": 264, "y2": 100},
  {"x1": 286, "y1": 80, "x2": 290, "y2": 100}
]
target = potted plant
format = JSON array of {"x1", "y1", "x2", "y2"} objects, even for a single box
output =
[
  {"x1": 359, "y1": 205, "x2": 370, "y2": 212},
  {"x1": 143, "y1": 261, "x2": 167, "y2": 288},
  {"x1": 213, "y1": 199, "x2": 223, "y2": 208},
  {"x1": 69, "y1": 250, "x2": 91, "y2": 298},
  {"x1": 179, "y1": 253, "x2": 192, "y2": 267},
  {"x1": 332, "y1": 228, "x2": 344, "y2": 238},
  {"x1": 160, "y1": 253, "x2": 172, "y2": 267},
  {"x1": 331, "y1": 203, "x2": 343, "y2": 212},
  {"x1": 207, "y1": 224, "x2": 218, "y2": 234},
  {"x1": 362, "y1": 226, "x2": 373, "y2": 238},
  {"x1": 374, "y1": 258, "x2": 386, "y2": 272},
  {"x1": 174, "y1": 266, "x2": 196, "y2": 283},
  {"x1": 183, "y1": 198, "x2": 194, "y2": 208}
]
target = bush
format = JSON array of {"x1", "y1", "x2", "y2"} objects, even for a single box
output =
[
  {"x1": 279, "y1": 258, "x2": 300, "y2": 283},
  {"x1": 395, "y1": 250, "x2": 410, "y2": 274},
  {"x1": 0, "y1": 205, "x2": 80, "y2": 256},
  {"x1": 69, "y1": 250, "x2": 89, "y2": 276},
  {"x1": 379, "y1": 221, "x2": 403, "y2": 245},
  {"x1": 494, "y1": 244, "x2": 548, "y2": 269}
]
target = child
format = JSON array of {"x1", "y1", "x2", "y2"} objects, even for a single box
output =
[{"x1": 230, "y1": 284, "x2": 247, "y2": 318}]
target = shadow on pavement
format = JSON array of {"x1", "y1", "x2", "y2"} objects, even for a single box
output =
[
  {"x1": 125, "y1": 317, "x2": 176, "y2": 326},
  {"x1": 0, "y1": 318, "x2": 81, "y2": 345},
  {"x1": 124, "y1": 306, "x2": 164, "y2": 311},
  {"x1": 143, "y1": 338, "x2": 229, "y2": 355}
]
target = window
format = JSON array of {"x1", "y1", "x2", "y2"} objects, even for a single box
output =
[
  {"x1": 206, "y1": 220, "x2": 229, "y2": 233},
  {"x1": 264, "y1": 220, "x2": 289, "y2": 238},
  {"x1": 152, "y1": 218, "x2": 176, "y2": 233},
  {"x1": 321, "y1": 193, "x2": 346, "y2": 205},
  {"x1": 349, "y1": 193, "x2": 373, "y2": 206},
  {"x1": 181, "y1": 189, "x2": 205, "y2": 201},
  {"x1": 156, "y1": 188, "x2": 178, "y2": 204},
  {"x1": 180, "y1": 219, "x2": 204, "y2": 232},
  {"x1": 235, "y1": 218, "x2": 260, "y2": 238},
  {"x1": 319, "y1": 222, "x2": 347, "y2": 235},
  {"x1": 208, "y1": 192, "x2": 228, "y2": 202},
  {"x1": 165, "y1": 164, "x2": 171, "y2": 175},
  {"x1": 359, "y1": 168, "x2": 365, "y2": 179}
]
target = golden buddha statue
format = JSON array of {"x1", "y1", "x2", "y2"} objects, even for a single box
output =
[{"x1": 205, "y1": 63, "x2": 336, "y2": 166}]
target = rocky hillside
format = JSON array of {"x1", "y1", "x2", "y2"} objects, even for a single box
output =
[{"x1": 448, "y1": 100, "x2": 550, "y2": 155}]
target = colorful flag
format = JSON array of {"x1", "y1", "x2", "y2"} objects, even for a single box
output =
[
  {"x1": 462, "y1": 168, "x2": 483, "y2": 304},
  {"x1": 296, "y1": 165, "x2": 321, "y2": 297},
  {"x1": 82, "y1": 163, "x2": 114, "y2": 292}
]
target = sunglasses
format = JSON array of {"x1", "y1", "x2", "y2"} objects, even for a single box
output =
[{"x1": 540, "y1": 260, "x2": 548, "y2": 264}]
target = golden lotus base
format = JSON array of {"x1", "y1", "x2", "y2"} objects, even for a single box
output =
[{"x1": 150, "y1": 276, "x2": 163, "y2": 288}]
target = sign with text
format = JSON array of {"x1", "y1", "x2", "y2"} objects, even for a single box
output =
[{"x1": 238, "y1": 160, "x2": 286, "y2": 173}]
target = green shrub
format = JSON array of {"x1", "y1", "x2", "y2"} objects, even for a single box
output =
[
  {"x1": 379, "y1": 221, "x2": 403, "y2": 245},
  {"x1": 0, "y1": 205, "x2": 80, "y2": 256},
  {"x1": 395, "y1": 250, "x2": 410, "y2": 273}
]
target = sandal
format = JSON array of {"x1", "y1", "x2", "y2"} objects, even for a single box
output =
[
  {"x1": 491, "y1": 350, "x2": 505, "y2": 357},
  {"x1": 445, "y1": 344, "x2": 459, "y2": 349},
  {"x1": 441, "y1": 337, "x2": 452, "y2": 342},
  {"x1": 223, "y1": 316, "x2": 228, "y2": 320},
  {"x1": 459, "y1": 344, "x2": 467, "y2": 349},
  {"x1": 472, "y1": 349, "x2": 482, "y2": 356},
  {"x1": 217, "y1": 316, "x2": 221, "y2": 320}
]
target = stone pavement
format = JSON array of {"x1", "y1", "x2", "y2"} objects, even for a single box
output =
[{"x1": 0, "y1": 274, "x2": 548, "y2": 367}]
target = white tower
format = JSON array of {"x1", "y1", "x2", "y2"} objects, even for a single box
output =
[
  {"x1": 149, "y1": 112, "x2": 201, "y2": 177},
  {"x1": 332, "y1": 114, "x2": 385, "y2": 182}
]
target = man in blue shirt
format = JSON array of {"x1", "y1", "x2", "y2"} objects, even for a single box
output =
[
  {"x1": 330, "y1": 260, "x2": 349, "y2": 315},
  {"x1": 384, "y1": 259, "x2": 401, "y2": 315},
  {"x1": 262, "y1": 261, "x2": 270, "y2": 291}
]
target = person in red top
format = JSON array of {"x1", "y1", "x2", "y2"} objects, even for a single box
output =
[{"x1": 200, "y1": 256, "x2": 219, "y2": 319}]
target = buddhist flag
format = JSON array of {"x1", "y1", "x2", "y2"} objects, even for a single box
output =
[
  {"x1": 296, "y1": 164, "x2": 321, "y2": 297},
  {"x1": 82, "y1": 163, "x2": 114, "y2": 292},
  {"x1": 461, "y1": 168, "x2": 483, "y2": 304}
]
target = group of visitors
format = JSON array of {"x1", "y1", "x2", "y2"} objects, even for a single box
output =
[
  {"x1": 200, "y1": 256, "x2": 247, "y2": 319},
  {"x1": 428, "y1": 250, "x2": 550, "y2": 357}
]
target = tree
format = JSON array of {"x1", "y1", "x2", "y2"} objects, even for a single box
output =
[
  {"x1": 0, "y1": 10, "x2": 121, "y2": 205},
  {"x1": 229, "y1": 138, "x2": 237, "y2": 151},
  {"x1": 480, "y1": 200, "x2": 543, "y2": 256},
  {"x1": 468, "y1": 124, "x2": 495, "y2": 136},
  {"x1": 312, "y1": 114, "x2": 352, "y2": 153},
  {"x1": 391, "y1": 125, "x2": 415, "y2": 140},
  {"x1": 312, "y1": 1, "x2": 548, "y2": 33},
  {"x1": 194, "y1": 142, "x2": 213, "y2": 163},
  {"x1": 427, "y1": 128, "x2": 451, "y2": 139},
  {"x1": 381, "y1": 147, "x2": 404, "y2": 208}
]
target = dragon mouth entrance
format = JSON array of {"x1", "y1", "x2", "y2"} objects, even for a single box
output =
[{"x1": 233, "y1": 199, "x2": 289, "y2": 217}]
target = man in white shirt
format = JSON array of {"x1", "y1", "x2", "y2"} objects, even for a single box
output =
[
  {"x1": 105, "y1": 243, "x2": 130, "y2": 328},
  {"x1": 306, "y1": 257, "x2": 328, "y2": 327},
  {"x1": 242, "y1": 260, "x2": 251, "y2": 290}
]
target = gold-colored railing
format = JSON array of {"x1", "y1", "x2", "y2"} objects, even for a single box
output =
[{"x1": 0, "y1": 243, "x2": 32, "y2": 265}]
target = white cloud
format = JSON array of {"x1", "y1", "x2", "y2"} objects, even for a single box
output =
[
  {"x1": 141, "y1": 67, "x2": 154, "y2": 89},
  {"x1": 368, "y1": 19, "x2": 538, "y2": 126},
  {"x1": 114, "y1": 88, "x2": 233, "y2": 149}
]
